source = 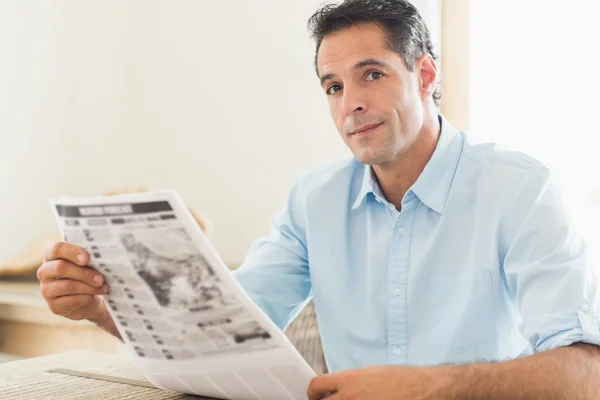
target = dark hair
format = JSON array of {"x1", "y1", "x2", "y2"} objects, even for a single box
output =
[{"x1": 307, "y1": 0, "x2": 442, "y2": 105}]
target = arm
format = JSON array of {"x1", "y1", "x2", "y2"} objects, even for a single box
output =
[
  {"x1": 438, "y1": 165, "x2": 600, "y2": 399},
  {"x1": 475, "y1": 165, "x2": 600, "y2": 398},
  {"x1": 450, "y1": 343, "x2": 600, "y2": 399},
  {"x1": 233, "y1": 177, "x2": 312, "y2": 330},
  {"x1": 307, "y1": 343, "x2": 600, "y2": 400},
  {"x1": 309, "y1": 343, "x2": 600, "y2": 400}
]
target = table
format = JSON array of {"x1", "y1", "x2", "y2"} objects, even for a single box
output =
[{"x1": 0, "y1": 350, "x2": 208, "y2": 399}]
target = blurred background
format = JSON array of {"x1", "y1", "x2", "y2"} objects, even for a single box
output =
[{"x1": 0, "y1": 0, "x2": 598, "y2": 362}]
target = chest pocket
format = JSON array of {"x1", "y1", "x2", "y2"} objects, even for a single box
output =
[{"x1": 428, "y1": 271, "x2": 498, "y2": 352}]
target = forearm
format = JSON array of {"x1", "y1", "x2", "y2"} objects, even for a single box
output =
[{"x1": 446, "y1": 343, "x2": 600, "y2": 400}]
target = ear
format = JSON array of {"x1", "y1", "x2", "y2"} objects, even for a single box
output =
[{"x1": 416, "y1": 53, "x2": 438, "y2": 100}]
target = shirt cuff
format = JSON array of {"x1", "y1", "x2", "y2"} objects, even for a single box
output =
[{"x1": 534, "y1": 300, "x2": 600, "y2": 352}]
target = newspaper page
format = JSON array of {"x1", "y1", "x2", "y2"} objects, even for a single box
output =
[{"x1": 50, "y1": 190, "x2": 316, "y2": 400}]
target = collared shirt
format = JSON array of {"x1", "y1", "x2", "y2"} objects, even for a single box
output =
[{"x1": 233, "y1": 115, "x2": 600, "y2": 372}]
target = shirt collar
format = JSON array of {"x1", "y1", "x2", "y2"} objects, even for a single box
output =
[
  {"x1": 351, "y1": 162, "x2": 384, "y2": 210},
  {"x1": 351, "y1": 115, "x2": 463, "y2": 214}
]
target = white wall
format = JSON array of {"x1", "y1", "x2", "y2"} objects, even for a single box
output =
[
  {"x1": 0, "y1": 1, "x2": 133, "y2": 259},
  {"x1": 0, "y1": 1, "x2": 440, "y2": 266},
  {"x1": 467, "y1": 0, "x2": 600, "y2": 267}
]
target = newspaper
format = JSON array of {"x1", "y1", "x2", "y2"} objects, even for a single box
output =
[{"x1": 50, "y1": 190, "x2": 316, "y2": 400}]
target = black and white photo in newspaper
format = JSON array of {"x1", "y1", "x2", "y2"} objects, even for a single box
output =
[{"x1": 51, "y1": 190, "x2": 315, "y2": 400}]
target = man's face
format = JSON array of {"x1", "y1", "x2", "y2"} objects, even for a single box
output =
[{"x1": 317, "y1": 23, "x2": 427, "y2": 165}]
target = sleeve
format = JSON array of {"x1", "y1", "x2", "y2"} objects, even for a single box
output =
[
  {"x1": 232, "y1": 177, "x2": 312, "y2": 331},
  {"x1": 502, "y1": 164, "x2": 600, "y2": 353}
]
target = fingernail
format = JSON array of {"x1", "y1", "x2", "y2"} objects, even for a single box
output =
[
  {"x1": 77, "y1": 254, "x2": 87, "y2": 264},
  {"x1": 102, "y1": 284, "x2": 109, "y2": 293},
  {"x1": 93, "y1": 274, "x2": 104, "y2": 285}
]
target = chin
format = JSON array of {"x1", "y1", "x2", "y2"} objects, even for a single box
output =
[{"x1": 352, "y1": 146, "x2": 392, "y2": 165}]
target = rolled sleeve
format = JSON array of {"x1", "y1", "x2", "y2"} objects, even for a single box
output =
[
  {"x1": 503, "y1": 165, "x2": 600, "y2": 352},
  {"x1": 528, "y1": 300, "x2": 600, "y2": 352}
]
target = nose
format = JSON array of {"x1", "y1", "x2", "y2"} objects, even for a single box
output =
[{"x1": 341, "y1": 85, "x2": 368, "y2": 116}]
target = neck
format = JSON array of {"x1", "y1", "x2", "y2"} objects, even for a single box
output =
[{"x1": 373, "y1": 112, "x2": 441, "y2": 210}]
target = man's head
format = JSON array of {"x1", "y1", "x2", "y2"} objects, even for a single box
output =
[{"x1": 308, "y1": 0, "x2": 440, "y2": 166}]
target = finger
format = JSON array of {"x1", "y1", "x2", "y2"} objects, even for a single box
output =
[
  {"x1": 307, "y1": 375, "x2": 342, "y2": 400},
  {"x1": 41, "y1": 279, "x2": 108, "y2": 300},
  {"x1": 43, "y1": 241, "x2": 89, "y2": 266},
  {"x1": 38, "y1": 259, "x2": 105, "y2": 287},
  {"x1": 47, "y1": 294, "x2": 95, "y2": 317}
]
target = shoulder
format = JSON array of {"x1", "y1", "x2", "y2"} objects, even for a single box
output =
[{"x1": 458, "y1": 131, "x2": 550, "y2": 188}]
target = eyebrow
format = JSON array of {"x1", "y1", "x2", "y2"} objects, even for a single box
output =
[{"x1": 320, "y1": 58, "x2": 390, "y2": 86}]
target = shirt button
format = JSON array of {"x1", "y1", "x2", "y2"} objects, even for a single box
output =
[
  {"x1": 397, "y1": 227, "x2": 406, "y2": 235},
  {"x1": 392, "y1": 287, "x2": 402, "y2": 296},
  {"x1": 581, "y1": 304, "x2": 592, "y2": 312},
  {"x1": 392, "y1": 347, "x2": 402, "y2": 356}
]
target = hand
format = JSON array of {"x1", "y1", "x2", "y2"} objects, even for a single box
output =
[
  {"x1": 307, "y1": 365, "x2": 452, "y2": 400},
  {"x1": 37, "y1": 242, "x2": 109, "y2": 322}
]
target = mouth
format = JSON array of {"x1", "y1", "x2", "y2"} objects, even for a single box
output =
[{"x1": 350, "y1": 122, "x2": 384, "y2": 137}]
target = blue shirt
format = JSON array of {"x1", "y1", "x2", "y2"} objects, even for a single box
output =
[{"x1": 233, "y1": 115, "x2": 600, "y2": 372}]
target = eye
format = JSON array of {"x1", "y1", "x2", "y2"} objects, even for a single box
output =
[
  {"x1": 326, "y1": 84, "x2": 342, "y2": 95},
  {"x1": 366, "y1": 71, "x2": 384, "y2": 81}
]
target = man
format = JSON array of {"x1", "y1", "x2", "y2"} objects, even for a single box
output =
[{"x1": 38, "y1": 0, "x2": 600, "y2": 398}]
